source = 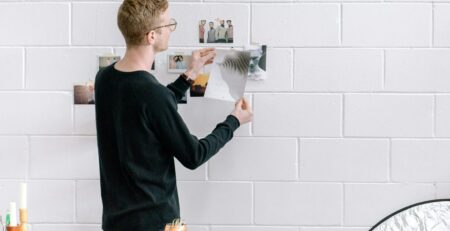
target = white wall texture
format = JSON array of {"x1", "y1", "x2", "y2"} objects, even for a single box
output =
[{"x1": 0, "y1": 0, "x2": 450, "y2": 230}]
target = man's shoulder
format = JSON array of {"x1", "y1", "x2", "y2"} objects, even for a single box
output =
[{"x1": 132, "y1": 76, "x2": 176, "y2": 103}]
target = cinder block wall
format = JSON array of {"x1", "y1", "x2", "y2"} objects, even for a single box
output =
[{"x1": 1, "y1": 0, "x2": 450, "y2": 230}]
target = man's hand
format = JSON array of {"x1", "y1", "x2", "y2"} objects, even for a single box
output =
[
  {"x1": 231, "y1": 97, "x2": 253, "y2": 125},
  {"x1": 184, "y1": 48, "x2": 216, "y2": 80}
]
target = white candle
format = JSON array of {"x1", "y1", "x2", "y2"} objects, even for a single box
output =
[
  {"x1": 9, "y1": 202, "x2": 17, "y2": 226},
  {"x1": 20, "y1": 183, "x2": 27, "y2": 209}
]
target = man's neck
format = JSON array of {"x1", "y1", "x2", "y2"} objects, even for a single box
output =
[{"x1": 115, "y1": 46, "x2": 155, "y2": 72}]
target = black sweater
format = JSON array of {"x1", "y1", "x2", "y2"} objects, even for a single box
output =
[{"x1": 94, "y1": 64, "x2": 240, "y2": 231}]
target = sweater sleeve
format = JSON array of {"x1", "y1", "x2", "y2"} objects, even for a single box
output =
[
  {"x1": 148, "y1": 90, "x2": 240, "y2": 170},
  {"x1": 166, "y1": 75, "x2": 190, "y2": 103}
]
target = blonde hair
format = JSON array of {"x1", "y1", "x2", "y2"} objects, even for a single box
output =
[{"x1": 117, "y1": 0, "x2": 169, "y2": 46}]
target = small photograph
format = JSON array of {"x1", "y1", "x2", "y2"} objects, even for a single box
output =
[
  {"x1": 99, "y1": 54, "x2": 121, "y2": 70},
  {"x1": 168, "y1": 53, "x2": 191, "y2": 73},
  {"x1": 190, "y1": 72, "x2": 210, "y2": 97},
  {"x1": 74, "y1": 81, "x2": 95, "y2": 105},
  {"x1": 199, "y1": 19, "x2": 233, "y2": 44},
  {"x1": 247, "y1": 44, "x2": 268, "y2": 81}
]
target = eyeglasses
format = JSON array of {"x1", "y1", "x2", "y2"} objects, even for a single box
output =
[{"x1": 148, "y1": 18, "x2": 177, "y2": 33}]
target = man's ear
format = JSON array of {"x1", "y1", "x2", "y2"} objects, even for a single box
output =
[{"x1": 146, "y1": 31, "x2": 156, "y2": 45}]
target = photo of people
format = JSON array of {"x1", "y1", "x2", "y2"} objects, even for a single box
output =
[
  {"x1": 74, "y1": 81, "x2": 95, "y2": 104},
  {"x1": 199, "y1": 19, "x2": 234, "y2": 44},
  {"x1": 168, "y1": 53, "x2": 191, "y2": 73},
  {"x1": 190, "y1": 72, "x2": 210, "y2": 97}
]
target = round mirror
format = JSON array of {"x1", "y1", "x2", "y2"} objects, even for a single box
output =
[{"x1": 371, "y1": 199, "x2": 450, "y2": 231}]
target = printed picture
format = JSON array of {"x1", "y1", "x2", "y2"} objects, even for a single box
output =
[
  {"x1": 190, "y1": 72, "x2": 210, "y2": 97},
  {"x1": 199, "y1": 19, "x2": 233, "y2": 44},
  {"x1": 204, "y1": 49, "x2": 251, "y2": 102},
  {"x1": 74, "y1": 81, "x2": 95, "y2": 104},
  {"x1": 99, "y1": 55, "x2": 121, "y2": 70},
  {"x1": 247, "y1": 44, "x2": 267, "y2": 81},
  {"x1": 168, "y1": 53, "x2": 191, "y2": 73}
]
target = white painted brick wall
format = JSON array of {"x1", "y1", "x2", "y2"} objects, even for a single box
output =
[
  {"x1": 178, "y1": 182, "x2": 253, "y2": 224},
  {"x1": 342, "y1": 4, "x2": 431, "y2": 47},
  {"x1": 0, "y1": 0, "x2": 449, "y2": 230},
  {"x1": 391, "y1": 139, "x2": 450, "y2": 182},
  {"x1": 0, "y1": 137, "x2": 28, "y2": 179},
  {"x1": 72, "y1": 3, "x2": 124, "y2": 46},
  {"x1": 253, "y1": 94, "x2": 342, "y2": 137},
  {"x1": 209, "y1": 138, "x2": 298, "y2": 181},
  {"x1": 254, "y1": 183, "x2": 342, "y2": 225},
  {"x1": 0, "y1": 48, "x2": 23, "y2": 90},
  {"x1": 26, "y1": 48, "x2": 112, "y2": 90},
  {"x1": 299, "y1": 138, "x2": 389, "y2": 182},
  {"x1": 29, "y1": 136, "x2": 99, "y2": 179},
  {"x1": 437, "y1": 184, "x2": 450, "y2": 198},
  {"x1": 212, "y1": 227, "x2": 298, "y2": 231},
  {"x1": 252, "y1": 4, "x2": 340, "y2": 47},
  {"x1": 344, "y1": 94, "x2": 433, "y2": 137},
  {"x1": 434, "y1": 4, "x2": 450, "y2": 47},
  {"x1": 295, "y1": 49, "x2": 383, "y2": 92},
  {"x1": 436, "y1": 94, "x2": 450, "y2": 137},
  {"x1": 0, "y1": 93, "x2": 73, "y2": 134},
  {"x1": 385, "y1": 49, "x2": 450, "y2": 91},
  {"x1": 344, "y1": 184, "x2": 435, "y2": 226},
  {"x1": 76, "y1": 180, "x2": 102, "y2": 223},
  {"x1": 0, "y1": 3, "x2": 70, "y2": 45},
  {"x1": 28, "y1": 181, "x2": 75, "y2": 223}
]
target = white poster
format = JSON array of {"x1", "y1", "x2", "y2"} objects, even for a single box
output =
[{"x1": 204, "y1": 49, "x2": 251, "y2": 102}]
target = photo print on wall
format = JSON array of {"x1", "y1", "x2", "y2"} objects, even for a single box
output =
[
  {"x1": 74, "y1": 80, "x2": 95, "y2": 105},
  {"x1": 190, "y1": 72, "x2": 210, "y2": 97},
  {"x1": 168, "y1": 52, "x2": 192, "y2": 73},
  {"x1": 99, "y1": 54, "x2": 155, "y2": 71},
  {"x1": 246, "y1": 44, "x2": 267, "y2": 81},
  {"x1": 199, "y1": 19, "x2": 233, "y2": 44},
  {"x1": 99, "y1": 54, "x2": 121, "y2": 70},
  {"x1": 204, "y1": 48, "x2": 251, "y2": 102}
]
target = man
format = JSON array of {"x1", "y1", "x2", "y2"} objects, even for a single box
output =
[
  {"x1": 207, "y1": 21, "x2": 216, "y2": 43},
  {"x1": 215, "y1": 19, "x2": 227, "y2": 43},
  {"x1": 226, "y1": 20, "x2": 233, "y2": 43},
  {"x1": 94, "y1": 0, "x2": 253, "y2": 231},
  {"x1": 199, "y1": 20, "x2": 206, "y2": 43}
]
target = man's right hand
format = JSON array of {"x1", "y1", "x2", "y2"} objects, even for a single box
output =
[
  {"x1": 184, "y1": 48, "x2": 216, "y2": 80},
  {"x1": 231, "y1": 97, "x2": 253, "y2": 125}
]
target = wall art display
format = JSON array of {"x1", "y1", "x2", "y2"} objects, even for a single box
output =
[
  {"x1": 99, "y1": 54, "x2": 121, "y2": 70},
  {"x1": 199, "y1": 19, "x2": 233, "y2": 44},
  {"x1": 190, "y1": 72, "x2": 210, "y2": 97},
  {"x1": 247, "y1": 44, "x2": 267, "y2": 81},
  {"x1": 74, "y1": 81, "x2": 95, "y2": 104},
  {"x1": 168, "y1": 53, "x2": 191, "y2": 73}
]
